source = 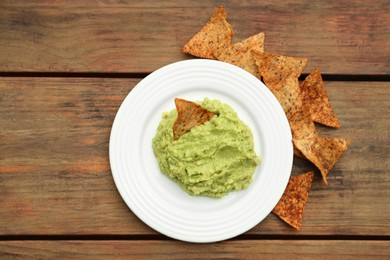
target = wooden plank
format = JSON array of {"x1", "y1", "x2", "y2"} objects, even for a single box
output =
[
  {"x1": 1, "y1": 240, "x2": 389, "y2": 259},
  {"x1": 0, "y1": 1, "x2": 389, "y2": 74},
  {"x1": 0, "y1": 78, "x2": 152, "y2": 235},
  {"x1": 0, "y1": 78, "x2": 389, "y2": 236}
]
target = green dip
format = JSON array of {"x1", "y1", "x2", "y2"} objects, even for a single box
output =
[{"x1": 152, "y1": 98, "x2": 260, "y2": 198}]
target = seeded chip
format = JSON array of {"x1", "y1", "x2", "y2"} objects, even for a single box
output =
[
  {"x1": 289, "y1": 108, "x2": 350, "y2": 185},
  {"x1": 173, "y1": 98, "x2": 215, "y2": 140},
  {"x1": 214, "y1": 32, "x2": 265, "y2": 78},
  {"x1": 289, "y1": 108, "x2": 318, "y2": 140},
  {"x1": 270, "y1": 76, "x2": 303, "y2": 120},
  {"x1": 252, "y1": 51, "x2": 308, "y2": 86},
  {"x1": 251, "y1": 51, "x2": 307, "y2": 119},
  {"x1": 293, "y1": 137, "x2": 350, "y2": 186},
  {"x1": 294, "y1": 146, "x2": 306, "y2": 158},
  {"x1": 182, "y1": 6, "x2": 233, "y2": 59},
  {"x1": 289, "y1": 107, "x2": 316, "y2": 158},
  {"x1": 300, "y1": 69, "x2": 341, "y2": 128},
  {"x1": 232, "y1": 32, "x2": 265, "y2": 52},
  {"x1": 273, "y1": 171, "x2": 314, "y2": 231}
]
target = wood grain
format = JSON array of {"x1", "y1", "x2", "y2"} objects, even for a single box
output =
[
  {"x1": 0, "y1": 78, "x2": 389, "y2": 236},
  {"x1": 0, "y1": 0, "x2": 389, "y2": 74},
  {"x1": 1, "y1": 240, "x2": 389, "y2": 259},
  {"x1": 0, "y1": 78, "x2": 151, "y2": 235}
]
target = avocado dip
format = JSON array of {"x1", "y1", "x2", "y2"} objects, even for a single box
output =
[{"x1": 152, "y1": 98, "x2": 260, "y2": 198}]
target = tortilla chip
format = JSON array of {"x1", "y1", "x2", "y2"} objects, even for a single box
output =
[
  {"x1": 289, "y1": 107, "x2": 350, "y2": 185},
  {"x1": 300, "y1": 69, "x2": 341, "y2": 128},
  {"x1": 273, "y1": 171, "x2": 314, "y2": 230},
  {"x1": 289, "y1": 108, "x2": 318, "y2": 139},
  {"x1": 232, "y1": 32, "x2": 265, "y2": 52},
  {"x1": 182, "y1": 6, "x2": 233, "y2": 59},
  {"x1": 173, "y1": 98, "x2": 215, "y2": 140},
  {"x1": 251, "y1": 51, "x2": 307, "y2": 119},
  {"x1": 294, "y1": 145, "x2": 306, "y2": 158},
  {"x1": 270, "y1": 76, "x2": 303, "y2": 120},
  {"x1": 252, "y1": 51, "x2": 308, "y2": 86},
  {"x1": 289, "y1": 109, "x2": 311, "y2": 158},
  {"x1": 214, "y1": 32, "x2": 265, "y2": 78},
  {"x1": 293, "y1": 137, "x2": 350, "y2": 186}
]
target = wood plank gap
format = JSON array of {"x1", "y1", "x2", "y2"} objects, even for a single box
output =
[
  {"x1": 0, "y1": 72, "x2": 150, "y2": 79},
  {"x1": 235, "y1": 234, "x2": 390, "y2": 241},
  {"x1": 300, "y1": 74, "x2": 390, "y2": 82},
  {"x1": 0, "y1": 234, "x2": 168, "y2": 241},
  {"x1": 0, "y1": 72, "x2": 389, "y2": 81},
  {"x1": 0, "y1": 234, "x2": 388, "y2": 241}
]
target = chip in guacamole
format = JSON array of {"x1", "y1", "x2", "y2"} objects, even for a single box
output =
[{"x1": 152, "y1": 98, "x2": 260, "y2": 198}]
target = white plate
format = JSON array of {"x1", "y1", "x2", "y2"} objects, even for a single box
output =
[{"x1": 109, "y1": 59, "x2": 293, "y2": 243}]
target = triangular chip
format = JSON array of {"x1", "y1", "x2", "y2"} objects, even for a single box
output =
[
  {"x1": 214, "y1": 32, "x2": 265, "y2": 78},
  {"x1": 289, "y1": 107, "x2": 350, "y2": 185},
  {"x1": 270, "y1": 76, "x2": 303, "y2": 120},
  {"x1": 293, "y1": 137, "x2": 350, "y2": 186},
  {"x1": 289, "y1": 108, "x2": 316, "y2": 158},
  {"x1": 182, "y1": 6, "x2": 233, "y2": 59},
  {"x1": 252, "y1": 50, "x2": 308, "y2": 86},
  {"x1": 293, "y1": 145, "x2": 306, "y2": 158},
  {"x1": 232, "y1": 32, "x2": 265, "y2": 52},
  {"x1": 251, "y1": 51, "x2": 307, "y2": 119},
  {"x1": 300, "y1": 69, "x2": 341, "y2": 128},
  {"x1": 289, "y1": 107, "x2": 318, "y2": 140},
  {"x1": 273, "y1": 171, "x2": 314, "y2": 230},
  {"x1": 173, "y1": 98, "x2": 215, "y2": 140}
]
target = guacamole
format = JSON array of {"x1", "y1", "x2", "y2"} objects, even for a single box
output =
[{"x1": 152, "y1": 98, "x2": 260, "y2": 198}]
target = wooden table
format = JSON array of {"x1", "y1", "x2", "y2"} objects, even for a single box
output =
[{"x1": 1, "y1": 1, "x2": 389, "y2": 258}]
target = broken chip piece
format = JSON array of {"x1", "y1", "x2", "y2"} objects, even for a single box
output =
[
  {"x1": 214, "y1": 32, "x2": 265, "y2": 78},
  {"x1": 300, "y1": 69, "x2": 341, "y2": 128},
  {"x1": 273, "y1": 171, "x2": 314, "y2": 231},
  {"x1": 172, "y1": 98, "x2": 215, "y2": 140},
  {"x1": 182, "y1": 6, "x2": 233, "y2": 59}
]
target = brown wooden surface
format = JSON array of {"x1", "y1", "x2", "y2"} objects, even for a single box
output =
[
  {"x1": 1, "y1": 240, "x2": 390, "y2": 259},
  {"x1": 0, "y1": 0, "x2": 389, "y2": 74},
  {"x1": 1, "y1": 78, "x2": 389, "y2": 236},
  {"x1": 1, "y1": 0, "x2": 389, "y2": 258}
]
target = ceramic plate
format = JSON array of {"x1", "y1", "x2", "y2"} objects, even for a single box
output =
[{"x1": 109, "y1": 59, "x2": 293, "y2": 243}]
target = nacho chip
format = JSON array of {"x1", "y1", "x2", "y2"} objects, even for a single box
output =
[
  {"x1": 214, "y1": 32, "x2": 265, "y2": 77},
  {"x1": 290, "y1": 109, "x2": 313, "y2": 158},
  {"x1": 270, "y1": 76, "x2": 303, "y2": 120},
  {"x1": 252, "y1": 51, "x2": 308, "y2": 86},
  {"x1": 289, "y1": 107, "x2": 318, "y2": 139},
  {"x1": 173, "y1": 98, "x2": 215, "y2": 140},
  {"x1": 293, "y1": 137, "x2": 350, "y2": 186},
  {"x1": 293, "y1": 145, "x2": 306, "y2": 158},
  {"x1": 251, "y1": 51, "x2": 307, "y2": 119},
  {"x1": 273, "y1": 171, "x2": 314, "y2": 230},
  {"x1": 232, "y1": 32, "x2": 265, "y2": 52},
  {"x1": 289, "y1": 107, "x2": 350, "y2": 185},
  {"x1": 300, "y1": 69, "x2": 341, "y2": 128},
  {"x1": 182, "y1": 6, "x2": 233, "y2": 59}
]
